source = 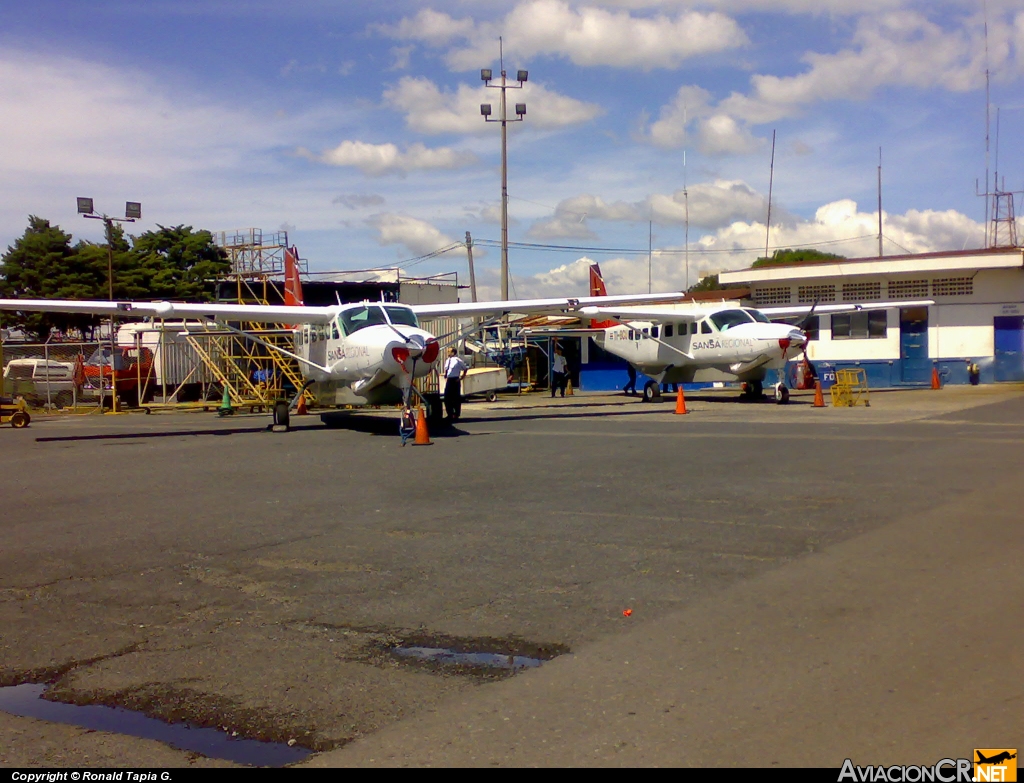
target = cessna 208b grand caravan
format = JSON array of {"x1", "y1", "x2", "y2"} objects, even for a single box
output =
[
  {"x1": 0, "y1": 289, "x2": 684, "y2": 423},
  {"x1": 567, "y1": 263, "x2": 934, "y2": 403}
]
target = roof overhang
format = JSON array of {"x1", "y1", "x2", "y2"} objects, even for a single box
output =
[{"x1": 719, "y1": 248, "x2": 1024, "y2": 285}]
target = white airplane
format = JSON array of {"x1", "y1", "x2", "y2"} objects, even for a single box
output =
[
  {"x1": 0, "y1": 288, "x2": 686, "y2": 426},
  {"x1": 552, "y1": 264, "x2": 934, "y2": 403}
]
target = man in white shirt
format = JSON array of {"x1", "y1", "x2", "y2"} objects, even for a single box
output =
[
  {"x1": 551, "y1": 346, "x2": 568, "y2": 398},
  {"x1": 442, "y1": 348, "x2": 469, "y2": 421}
]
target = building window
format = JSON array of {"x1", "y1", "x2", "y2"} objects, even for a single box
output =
[
  {"x1": 831, "y1": 309, "x2": 888, "y2": 339},
  {"x1": 797, "y1": 284, "x2": 836, "y2": 303},
  {"x1": 931, "y1": 277, "x2": 973, "y2": 297},
  {"x1": 754, "y1": 286, "x2": 792, "y2": 305},
  {"x1": 888, "y1": 279, "x2": 929, "y2": 299},
  {"x1": 842, "y1": 281, "x2": 881, "y2": 302}
]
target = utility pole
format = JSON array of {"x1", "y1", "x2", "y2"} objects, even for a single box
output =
[
  {"x1": 878, "y1": 147, "x2": 884, "y2": 257},
  {"x1": 765, "y1": 129, "x2": 776, "y2": 260},
  {"x1": 480, "y1": 38, "x2": 528, "y2": 301},
  {"x1": 465, "y1": 231, "x2": 478, "y2": 303},
  {"x1": 78, "y1": 198, "x2": 141, "y2": 413}
]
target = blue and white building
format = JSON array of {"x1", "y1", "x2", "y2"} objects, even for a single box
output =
[{"x1": 719, "y1": 247, "x2": 1024, "y2": 386}]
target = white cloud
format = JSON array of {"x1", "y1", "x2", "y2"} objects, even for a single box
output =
[
  {"x1": 502, "y1": 199, "x2": 985, "y2": 299},
  {"x1": 641, "y1": 7, "x2": 1024, "y2": 149},
  {"x1": 382, "y1": 76, "x2": 602, "y2": 134},
  {"x1": 381, "y1": 1, "x2": 747, "y2": 71},
  {"x1": 527, "y1": 180, "x2": 771, "y2": 239},
  {"x1": 298, "y1": 140, "x2": 477, "y2": 176},
  {"x1": 366, "y1": 213, "x2": 460, "y2": 257}
]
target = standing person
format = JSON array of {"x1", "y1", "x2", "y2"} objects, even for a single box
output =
[
  {"x1": 623, "y1": 363, "x2": 637, "y2": 395},
  {"x1": 551, "y1": 346, "x2": 568, "y2": 398},
  {"x1": 442, "y1": 348, "x2": 468, "y2": 421}
]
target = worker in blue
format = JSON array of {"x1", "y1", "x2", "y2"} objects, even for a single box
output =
[{"x1": 442, "y1": 347, "x2": 468, "y2": 421}]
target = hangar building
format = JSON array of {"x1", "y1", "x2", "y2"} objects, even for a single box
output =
[{"x1": 718, "y1": 247, "x2": 1024, "y2": 386}]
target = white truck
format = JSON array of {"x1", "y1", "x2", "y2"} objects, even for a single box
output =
[{"x1": 2, "y1": 359, "x2": 77, "y2": 408}]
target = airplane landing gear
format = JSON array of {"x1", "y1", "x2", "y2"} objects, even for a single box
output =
[
  {"x1": 642, "y1": 380, "x2": 661, "y2": 403},
  {"x1": 774, "y1": 383, "x2": 790, "y2": 404},
  {"x1": 272, "y1": 400, "x2": 290, "y2": 432},
  {"x1": 741, "y1": 380, "x2": 764, "y2": 400}
]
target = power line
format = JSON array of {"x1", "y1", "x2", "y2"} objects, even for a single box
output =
[{"x1": 472, "y1": 233, "x2": 879, "y2": 256}]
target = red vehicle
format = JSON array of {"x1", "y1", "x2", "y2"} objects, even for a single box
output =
[{"x1": 82, "y1": 345, "x2": 154, "y2": 407}]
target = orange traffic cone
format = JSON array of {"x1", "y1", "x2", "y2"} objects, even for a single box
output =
[
  {"x1": 296, "y1": 394, "x2": 309, "y2": 415},
  {"x1": 413, "y1": 405, "x2": 433, "y2": 446},
  {"x1": 931, "y1": 366, "x2": 941, "y2": 390},
  {"x1": 566, "y1": 379, "x2": 574, "y2": 396},
  {"x1": 813, "y1": 380, "x2": 825, "y2": 407},
  {"x1": 674, "y1": 386, "x2": 688, "y2": 415}
]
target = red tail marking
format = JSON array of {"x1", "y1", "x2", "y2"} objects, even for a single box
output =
[
  {"x1": 587, "y1": 263, "x2": 616, "y2": 329},
  {"x1": 284, "y1": 246, "x2": 305, "y2": 307}
]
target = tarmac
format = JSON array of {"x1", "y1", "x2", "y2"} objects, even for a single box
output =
[{"x1": 1, "y1": 385, "x2": 1021, "y2": 767}]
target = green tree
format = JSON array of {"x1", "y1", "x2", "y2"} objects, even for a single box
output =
[
  {"x1": 751, "y1": 248, "x2": 845, "y2": 268},
  {"x1": 128, "y1": 225, "x2": 230, "y2": 301},
  {"x1": 686, "y1": 273, "x2": 743, "y2": 294},
  {"x1": 1, "y1": 218, "x2": 231, "y2": 340},
  {"x1": 0, "y1": 216, "x2": 103, "y2": 339}
]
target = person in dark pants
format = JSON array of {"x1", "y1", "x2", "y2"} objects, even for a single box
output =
[
  {"x1": 551, "y1": 346, "x2": 568, "y2": 398},
  {"x1": 442, "y1": 348, "x2": 468, "y2": 421},
  {"x1": 623, "y1": 363, "x2": 637, "y2": 395}
]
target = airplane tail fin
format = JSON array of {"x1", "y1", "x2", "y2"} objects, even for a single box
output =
[
  {"x1": 587, "y1": 263, "x2": 616, "y2": 329},
  {"x1": 284, "y1": 246, "x2": 305, "y2": 307}
]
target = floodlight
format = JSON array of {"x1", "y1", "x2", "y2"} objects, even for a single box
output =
[
  {"x1": 481, "y1": 69, "x2": 492, "y2": 82},
  {"x1": 480, "y1": 104, "x2": 492, "y2": 117},
  {"x1": 77, "y1": 197, "x2": 94, "y2": 215},
  {"x1": 517, "y1": 70, "x2": 528, "y2": 83},
  {"x1": 125, "y1": 202, "x2": 142, "y2": 219},
  {"x1": 516, "y1": 103, "x2": 526, "y2": 116}
]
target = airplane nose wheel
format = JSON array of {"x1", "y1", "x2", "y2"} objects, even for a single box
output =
[
  {"x1": 642, "y1": 380, "x2": 661, "y2": 403},
  {"x1": 774, "y1": 383, "x2": 790, "y2": 404}
]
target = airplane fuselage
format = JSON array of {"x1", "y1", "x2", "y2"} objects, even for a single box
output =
[
  {"x1": 596, "y1": 306, "x2": 805, "y2": 385},
  {"x1": 292, "y1": 303, "x2": 440, "y2": 405}
]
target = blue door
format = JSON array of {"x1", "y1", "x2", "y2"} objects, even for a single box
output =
[
  {"x1": 900, "y1": 307, "x2": 930, "y2": 384},
  {"x1": 994, "y1": 316, "x2": 1024, "y2": 381}
]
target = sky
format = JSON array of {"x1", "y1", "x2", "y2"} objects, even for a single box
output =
[{"x1": 1, "y1": 0, "x2": 1022, "y2": 301}]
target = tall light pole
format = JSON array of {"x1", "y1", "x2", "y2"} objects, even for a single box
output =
[
  {"x1": 480, "y1": 41, "x2": 527, "y2": 301},
  {"x1": 78, "y1": 197, "x2": 141, "y2": 413}
]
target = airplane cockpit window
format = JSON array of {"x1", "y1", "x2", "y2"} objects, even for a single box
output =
[
  {"x1": 743, "y1": 308, "x2": 772, "y2": 323},
  {"x1": 710, "y1": 310, "x2": 755, "y2": 331},
  {"x1": 341, "y1": 305, "x2": 388, "y2": 335},
  {"x1": 384, "y1": 306, "x2": 419, "y2": 328},
  {"x1": 332, "y1": 322, "x2": 340, "y2": 340}
]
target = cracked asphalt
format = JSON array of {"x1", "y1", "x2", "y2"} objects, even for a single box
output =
[{"x1": 1, "y1": 386, "x2": 1021, "y2": 766}]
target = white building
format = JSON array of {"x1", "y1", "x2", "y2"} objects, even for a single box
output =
[{"x1": 718, "y1": 247, "x2": 1024, "y2": 386}]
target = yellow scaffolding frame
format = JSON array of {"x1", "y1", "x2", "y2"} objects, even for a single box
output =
[{"x1": 830, "y1": 368, "x2": 871, "y2": 407}]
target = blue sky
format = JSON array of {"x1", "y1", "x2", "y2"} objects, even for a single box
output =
[{"x1": 1, "y1": 1, "x2": 1022, "y2": 299}]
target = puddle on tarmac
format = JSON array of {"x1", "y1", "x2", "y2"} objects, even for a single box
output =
[
  {"x1": 0, "y1": 684, "x2": 311, "y2": 767},
  {"x1": 391, "y1": 646, "x2": 546, "y2": 670}
]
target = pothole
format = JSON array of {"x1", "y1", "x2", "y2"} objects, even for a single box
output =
[{"x1": 0, "y1": 683, "x2": 311, "y2": 767}]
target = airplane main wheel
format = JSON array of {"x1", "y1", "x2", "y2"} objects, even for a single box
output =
[
  {"x1": 642, "y1": 380, "x2": 660, "y2": 403},
  {"x1": 273, "y1": 400, "x2": 290, "y2": 430},
  {"x1": 774, "y1": 384, "x2": 790, "y2": 404},
  {"x1": 750, "y1": 380, "x2": 764, "y2": 400}
]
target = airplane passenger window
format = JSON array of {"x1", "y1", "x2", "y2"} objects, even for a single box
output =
[
  {"x1": 651, "y1": 326, "x2": 660, "y2": 338},
  {"x1": 642, "y1": 328, "x2": 649, "y2": 336},
  {"x1": 700, "y1": 321, "x2": 712, "y2": 334},
  {"x1": 341, "y1": 306, "x2": 388, "y2": 335},
  {"x1": 664, "y1": 324, "x2": 673, "y2": 338},
  {"x1": 710, "y1": 310, "x2": 755, "y2": 331},
  {"x1": 332, "y1": 323, "x2": 340, "y2": 340}
]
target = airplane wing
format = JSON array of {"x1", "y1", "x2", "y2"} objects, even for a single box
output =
[
  {"x1": 411, "y1": 291, "x2": 687, "y2": 318},
  {"x1": 758, "y1": 300, "x2": 934, "y2": 317},
  {"x1": 575, "y1": 305, "x2": 702, "y2": 323},
  {"x1": 0, "y1": 298, "x2": 335, "y2": 324}
]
